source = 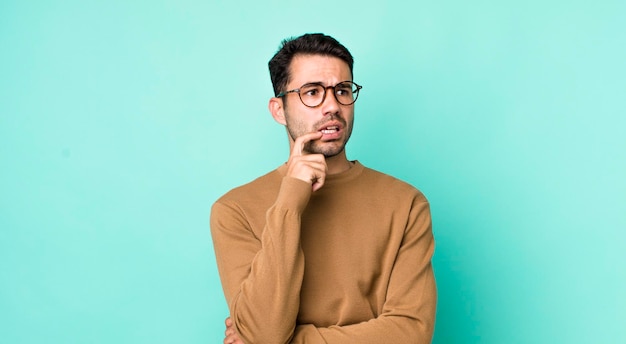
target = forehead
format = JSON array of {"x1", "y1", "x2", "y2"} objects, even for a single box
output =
[{"x1": 288, "y1": 54, "x2": 352, "y2": 87}]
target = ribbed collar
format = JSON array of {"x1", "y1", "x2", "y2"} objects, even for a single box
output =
[{"x1": 277, "y1": 160, "x2": 364, "y2": 187}]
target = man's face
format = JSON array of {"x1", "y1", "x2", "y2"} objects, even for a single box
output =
[{"x1": 281, "y1": 54, "x2": 355, "y2": 157}]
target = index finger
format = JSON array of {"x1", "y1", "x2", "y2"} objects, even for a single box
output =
[{"x1": 291, "y1": 132, "x2": 323, "y2": 157}]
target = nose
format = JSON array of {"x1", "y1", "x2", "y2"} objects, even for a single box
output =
[{"x1": 321, "y1": 86, "x2": 341, "y2": 115}]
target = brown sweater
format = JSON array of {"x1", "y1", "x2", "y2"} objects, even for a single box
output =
[{"x1": 211, "y1": 161, "x2": 436, "y2": 344}]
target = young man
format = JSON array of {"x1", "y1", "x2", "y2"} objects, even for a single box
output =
[{"x1": 211, "y1": 33, "x2": 436, "y2": 344}]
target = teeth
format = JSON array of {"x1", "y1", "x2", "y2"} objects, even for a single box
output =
[{"x1": 320, "y1": 126, "x2": 339, "y2": 134}]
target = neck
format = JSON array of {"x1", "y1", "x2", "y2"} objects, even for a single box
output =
[{"x1": 325, "y1": 151, "x2": 352, "y2": 175}]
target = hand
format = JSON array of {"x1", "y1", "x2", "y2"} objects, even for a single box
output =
[
  {"x1": 224, "y1": 317, "x2": 244, "y2": 344},
  {"x1": 286, "y1": 132, "x2": 327, "y2": 192}
]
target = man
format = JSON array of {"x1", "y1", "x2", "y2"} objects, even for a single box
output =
[{"x1": 211, "y1": 33, "x2": 436, "y2": 344}]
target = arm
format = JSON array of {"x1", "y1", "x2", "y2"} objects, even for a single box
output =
[
  {"x1": 212, "y1": 133, "x2": 327, "y2": 344},
  {"x1": 211, "y1": 177, "x2": 310, "y2": 344},
  {"x1": 290, "y1": 199, "x2": 437, "y2": 343}
]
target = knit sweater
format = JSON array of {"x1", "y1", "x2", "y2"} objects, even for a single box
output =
[{"x1": 211, "y1": 161, "x2": 436, "y2": 344}]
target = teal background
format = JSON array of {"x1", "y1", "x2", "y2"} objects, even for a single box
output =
[{"x1": 1, "y1": 1, "x2": 624, "y2": 343}]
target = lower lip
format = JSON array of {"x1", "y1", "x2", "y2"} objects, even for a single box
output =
[{"x1": 319, "y1": 129, "x2": 342, "y2": 141}]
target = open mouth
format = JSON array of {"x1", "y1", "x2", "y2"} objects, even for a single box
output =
[{"x1": 319, "y1": 125, "x2": 340, "y2": 134}]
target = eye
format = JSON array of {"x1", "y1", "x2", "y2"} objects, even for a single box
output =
[
  {"x1": 304, "y1": 88, "x2": 319, "y2": 97},
  {"x1": 335, "y1": 84, "x2": 353, "y2": 97},
  {"x1": 300, "y1": 84, "x2": 322, "y2": 98}
]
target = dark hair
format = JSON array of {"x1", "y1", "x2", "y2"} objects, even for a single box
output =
[{"x1": 268, "y1": 33, "x2": 354, "y2": 96}]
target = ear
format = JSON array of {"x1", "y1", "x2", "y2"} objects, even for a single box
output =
[{"x1": 269, "y1": 97, "x2": 287, "y2": 125}]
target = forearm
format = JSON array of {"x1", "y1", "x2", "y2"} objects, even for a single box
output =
[{"x1": 292, "y1": 320, "x2": 434, "y2": 344}]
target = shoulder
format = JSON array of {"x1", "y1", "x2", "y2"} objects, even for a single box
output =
[
  {"x1": 359, "y1": 163, "x2": 428, "y2": 203},
  {"x1": 214, "y1": 167, "x2": 283, "y2": 209}
]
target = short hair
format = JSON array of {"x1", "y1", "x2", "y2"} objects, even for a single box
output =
[{"x1": 268, "y1": 33, "x2": 354, "y2": 97}]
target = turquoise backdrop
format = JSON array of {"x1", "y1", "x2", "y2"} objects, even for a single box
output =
[{"x1": 1, "y1": 1, "x2": 624, "y2": 343}]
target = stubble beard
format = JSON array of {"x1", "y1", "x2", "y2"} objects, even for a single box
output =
[
  {"x1": 304, "y1": 137, "x2": 346, "y2": 157},
  {"x1": 285, "y1": 115, "x2": 353, "y2": 158}
]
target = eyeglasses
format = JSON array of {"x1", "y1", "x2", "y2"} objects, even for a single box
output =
[{"x1": 276, "y1": 81, "x2": 363, "y2": 108}]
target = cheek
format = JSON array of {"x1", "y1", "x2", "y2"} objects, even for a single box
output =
[
  {"x1": 344, "y1": 110, "x2": 355, "y2": 126},
  {"x1": 285, "y1": 115, "x2": 310, "y2": 137},
  {"x1": 286, "y1": 110, "x2": 317, "y2": 130}
]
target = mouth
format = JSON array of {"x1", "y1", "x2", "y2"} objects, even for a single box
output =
[
  {"x1": 317, "y1": 123, "x2": 343, "y2": 141},
  {"x1": 319, "y1": 125, "x2": 340, "y2": 134}
]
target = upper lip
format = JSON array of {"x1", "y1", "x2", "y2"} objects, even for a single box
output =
[{"x1": 317, "y1": 121, "x2": 343, "y2": 132}]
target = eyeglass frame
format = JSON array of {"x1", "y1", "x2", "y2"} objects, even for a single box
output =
[{"x1": 276, "y1": 81, "x2": 363, "y2": 108}]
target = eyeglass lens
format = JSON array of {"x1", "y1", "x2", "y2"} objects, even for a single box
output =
[{"x1": 299, "y1": 82, "x2": 359, "y2": 107}]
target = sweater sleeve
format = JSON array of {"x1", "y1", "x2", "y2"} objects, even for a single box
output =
[
  {"x1": 290, "y1": 199, "x2": 437, "y2": 344},
  {"x1": 211, "y1": 177, "x2": 312, "y2": 344}
]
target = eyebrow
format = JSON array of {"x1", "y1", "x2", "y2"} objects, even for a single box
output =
[
  {"x1": 300, "y1": 81, "x2": 325, "y2": 86},
  {"x1": 299, "y1": 80, "x2": 351, "y2": 87}
]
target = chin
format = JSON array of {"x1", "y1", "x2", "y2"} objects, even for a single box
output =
[{"x1": 311, "y1": 143, "x2": 345, "y2": 157}]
